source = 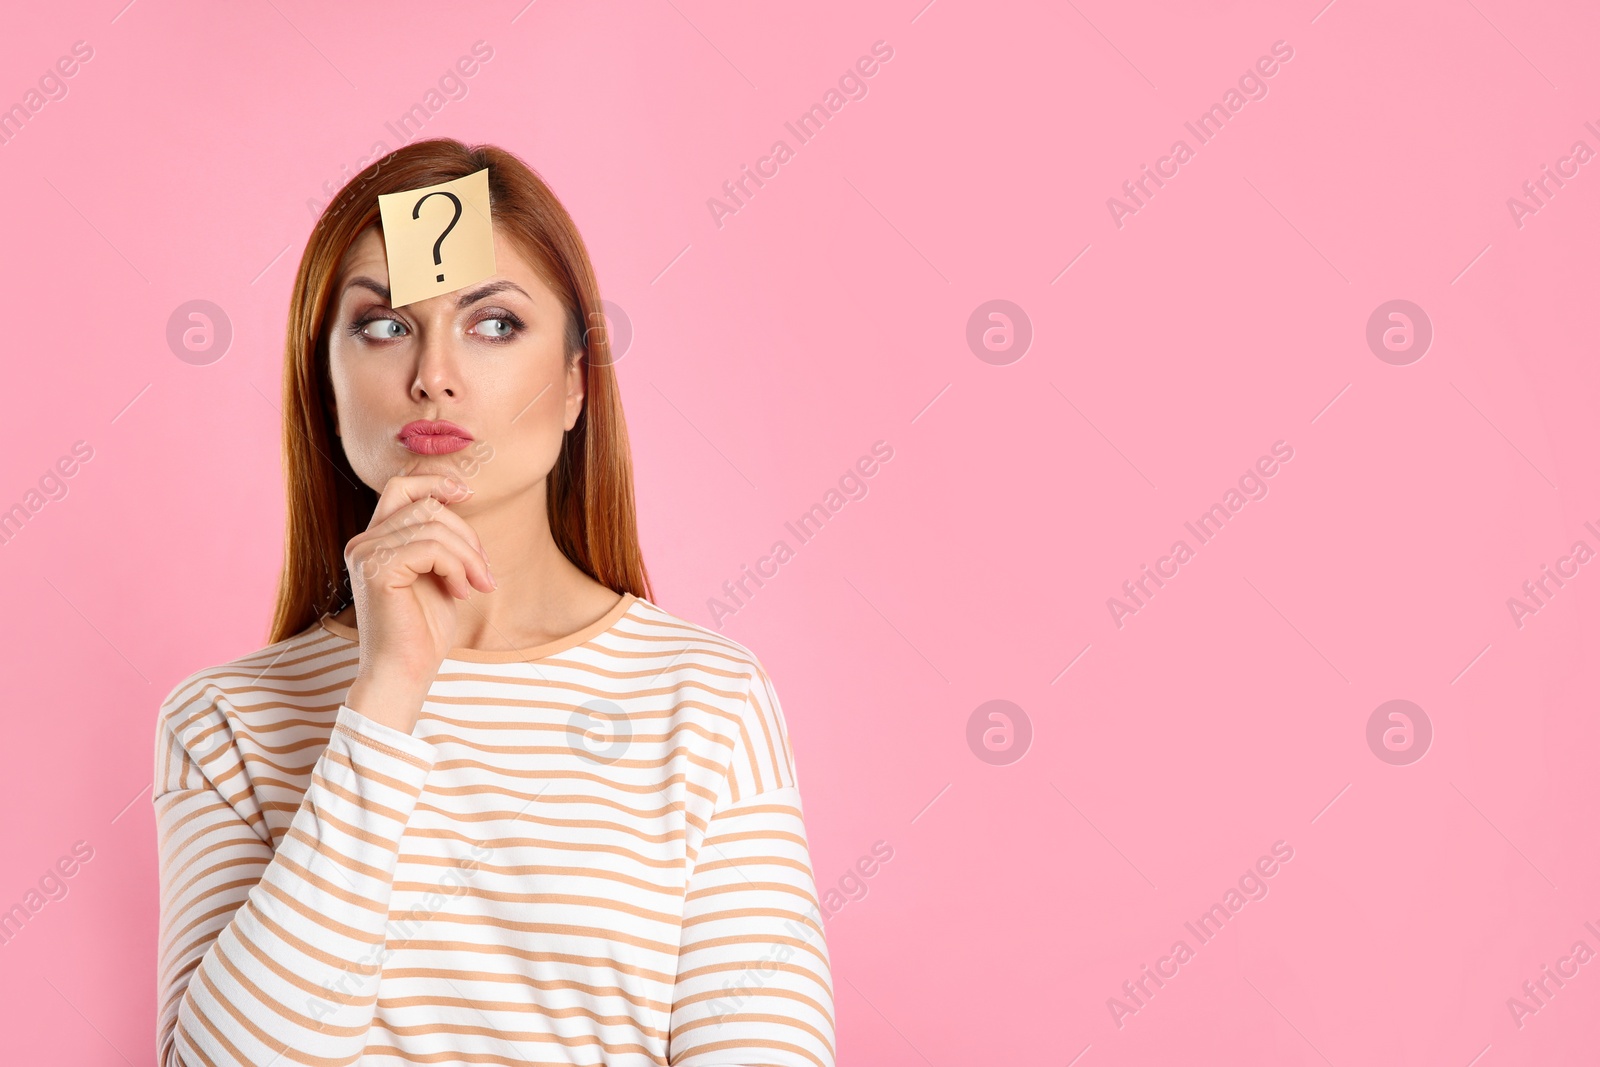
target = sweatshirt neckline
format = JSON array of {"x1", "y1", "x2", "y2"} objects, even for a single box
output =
[{"x1": 318, "y1": 591, "x2": 638, "y2": 664}]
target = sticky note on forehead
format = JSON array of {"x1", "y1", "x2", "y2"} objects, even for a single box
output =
[{"x1": 376, "y1": 168, "x2": 496, "y2": 309}]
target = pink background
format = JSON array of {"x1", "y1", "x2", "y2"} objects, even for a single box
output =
[{"x1": 2, "y1": 0, "x2": 1598, "y2": 1062}]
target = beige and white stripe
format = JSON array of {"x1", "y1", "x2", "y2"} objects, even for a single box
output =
[{"x1": 154, "y1": 592, "x2": 835, "y2": 1066}]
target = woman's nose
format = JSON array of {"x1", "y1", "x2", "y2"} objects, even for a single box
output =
[{"x1": 411, "y1": 333, "x2": 460, "y2": 399}]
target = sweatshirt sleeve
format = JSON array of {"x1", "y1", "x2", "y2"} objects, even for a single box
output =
[
  {"x1": 154, "y1": 680, "x2": 437, "y2": 1067},
  {"x1": 666, "y1": 665, "x2": 836, "y2": 1067}
]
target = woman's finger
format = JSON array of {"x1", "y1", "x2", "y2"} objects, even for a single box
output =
[
  {"x1": 371, "y1": 538, "x2": 476, "y2": 600},
  {"x1": 368, "y1": 473, "x2": 472, "y2": 531},
  {"x1": 365, "y1": 492, "x2": 490, "y2": 566},
  {"x1": 352, "y1": 521, "x2": 495, "y2": 593}
]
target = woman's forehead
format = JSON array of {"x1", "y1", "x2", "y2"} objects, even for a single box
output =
[
  {"x1": 335, "y1": 224, "x2": 546, "y2": 301},
  {"x1": 336, "y1": 226, "x2": 389, "y2": 280}
]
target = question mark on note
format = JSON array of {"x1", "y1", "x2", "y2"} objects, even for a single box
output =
[
  {"x1": 377, "y1": 168, "x2": 494, "y2": 308},
  {"x1": 412, "y1": 191, "x2": 463, "y2": 283}
]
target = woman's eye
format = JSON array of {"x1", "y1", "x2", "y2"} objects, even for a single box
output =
[
  {"x1": 361, "y1": 318, "x2": 407, "y2": 340},
  {"x1": 477, "y1": 318, "x2": 514, "y2": 339}
]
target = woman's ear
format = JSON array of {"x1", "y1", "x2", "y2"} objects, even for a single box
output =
[{"x1": 563, "y1": 348, "x2": 586, "y2": 431}]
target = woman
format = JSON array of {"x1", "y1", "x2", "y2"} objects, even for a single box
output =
[{"x1": 153, "y1": 139, "x2": 834, "y2": 1067}]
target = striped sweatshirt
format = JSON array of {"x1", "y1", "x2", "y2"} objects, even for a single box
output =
[{"x1": 153, "y1": 591, "x2": 835, "y2": 1066}]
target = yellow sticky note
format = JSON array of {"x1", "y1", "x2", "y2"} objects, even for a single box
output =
[{"x1": 376, "y1": 168, "x2": 496, "y2": 309}]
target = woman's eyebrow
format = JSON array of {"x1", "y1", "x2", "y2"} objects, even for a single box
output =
[
  {"x1": 339, "y1": 277, "x2": 528, "y2": 308},
  {"x1": 454, "y1": 280, "x2": 530, "y2": 308},
  {"x1": 344, "y1": 276, "x2": 390, "y2": 303}
]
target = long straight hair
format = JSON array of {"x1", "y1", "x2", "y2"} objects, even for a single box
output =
[{"x1": 267, "y1": 138, "x2": 652, "y2": 644}]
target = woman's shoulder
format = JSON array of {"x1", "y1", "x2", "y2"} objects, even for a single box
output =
[
  {"x1": 621, "y1": 599, "x2": 801, "y2": 779},
  {"x1": 628, "y1": 599, "x2": 803, "y2": 801},
  {"x1": 156, "y1": 619, "x2": 356, "y2": 745},
  {"x1": 622, "y1": 596, "x2": 777, "y2": 691}
]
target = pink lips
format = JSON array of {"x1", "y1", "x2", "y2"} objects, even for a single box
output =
[{"x1": 398, "y1": 419, "x2": 473, "y2": 455}]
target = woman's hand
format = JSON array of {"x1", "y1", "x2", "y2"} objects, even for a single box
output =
[{"x1": 341, "y1": 473, "x2": 496, "y2": 733}]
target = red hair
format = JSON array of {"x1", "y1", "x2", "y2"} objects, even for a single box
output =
[{"x1": 267, "y1": 138, "x2": 652, "y2": 644}]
